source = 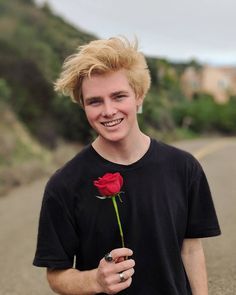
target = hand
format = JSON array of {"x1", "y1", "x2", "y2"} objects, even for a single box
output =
[{"x1": 96, "y1": 248, "x2": 135, "y2": 294}]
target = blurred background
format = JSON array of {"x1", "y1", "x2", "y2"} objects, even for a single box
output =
[{"x1": 0, "y1": 0, "x2": 235, "y2": 294}]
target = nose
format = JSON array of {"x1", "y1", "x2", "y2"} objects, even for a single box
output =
[{"x1": 101, "y1": 100, "x2": 117, "y2": 117}]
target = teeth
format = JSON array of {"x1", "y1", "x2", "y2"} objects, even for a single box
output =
[{"x1": 102, "y1": 119, "x2": 122, "y2": 127}]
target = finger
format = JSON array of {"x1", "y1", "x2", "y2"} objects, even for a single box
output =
[
  {"x1": 107, "y1": 267, "x2": 135, "y2": 285},
  {"x1": 107, "y1": 277, "x2": 133, "y2": 294},
  {"x1": 110, "y1": 248, "x2": 133, "y2": 262},
  {"x1": 117, "y1": 268, "x2": 135, "y2": 283},
  {"x1": 116, "y1": 256, "x2": 125, "y2": 263},
  {"x1": 104, "y1": 252, "x2": 113, "y2": 263},
  {"x1": 113, "y1": 259, "x2": 135, "y2": 273}
]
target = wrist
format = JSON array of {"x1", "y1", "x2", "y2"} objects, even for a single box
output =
[{"x1": 90, "y1": 268, "x2": 103, "y2": 294}]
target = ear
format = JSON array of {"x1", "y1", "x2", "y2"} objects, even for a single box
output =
[
  {"x1": 136, "y1": 95, "x2": 144, "y2": 105},
  {"x1": 137, "y1": 105, "x2": 143, "y2": 114},
  {"x1": 136, "y1": 96, "x2": 144, "y2": 114}
]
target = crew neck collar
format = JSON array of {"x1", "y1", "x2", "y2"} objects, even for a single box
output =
[{"x1": 89, "y1": 138, "x2": 155, "y2": 170}]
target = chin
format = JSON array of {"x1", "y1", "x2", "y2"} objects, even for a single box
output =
[{"x1": 99, "y1": 133, "x2": 127, "y2": 143}]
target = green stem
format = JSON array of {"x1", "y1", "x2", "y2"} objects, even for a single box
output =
[{"x1": 111, "y1": 196, "x2": 125, "y2": 248}]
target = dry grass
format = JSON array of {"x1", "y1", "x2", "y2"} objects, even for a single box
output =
[{"x1": 0, "y1": 104, "x2": 82, "y2": 196}]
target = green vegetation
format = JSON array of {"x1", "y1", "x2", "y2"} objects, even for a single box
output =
[
  {"x1": 141, "y1": 58, "x2": 199, "y2": 141},
  {"x1": 0, "y1": 0, "x2": 95, "y2": 147},
  {"x1": 173, "y1": 94, "x2": 236, "y2": 134},
  {"x1": 0, "y1": 0, "x2": 235, "y2": 154},
  {"x1": 0, "y1": 101, "x2": 80, "y2": 195},
  {"x1": 0, "y1": 100, "x2": 50, "y2": 194},
  {"x1": 0, "y1": 0, "x2": 235, "y2": 195}
]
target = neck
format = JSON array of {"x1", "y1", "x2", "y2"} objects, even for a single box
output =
[{"x1": 92, "y1": 133, "x2": 150, "y2": 165}]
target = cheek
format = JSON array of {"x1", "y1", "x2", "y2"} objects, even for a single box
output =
[
  {"x1": 85, "y1": 114, "x2": 98, "y2": 130},
  {"x1": 121, "y1": 101, "x2": 138, "y2": 116},
  {"x1": 84, "y1": 108, "x2": 99, "y2": 122}
]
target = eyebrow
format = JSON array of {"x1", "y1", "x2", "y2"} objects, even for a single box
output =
[
  {"x1": 110, "y1": 90, "x2": 129, "y2": 97},
  {"x1": 84, "y1": 96, "x2": 102, "y2": 104},
  {"x1": 84, "y1": 90, "x2": 129, "y2": 103}
]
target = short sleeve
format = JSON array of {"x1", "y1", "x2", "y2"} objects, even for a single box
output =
[
  {"x1": 185, "y1": 159, "x2": 221, "y2": 238},
  {"x1": 33, "y1": 186, "x2": 80, "y2": 269}
]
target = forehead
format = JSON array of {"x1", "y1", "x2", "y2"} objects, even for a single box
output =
[{"x1": 82, "y1": 70, "x2": 132, "y2": 99}]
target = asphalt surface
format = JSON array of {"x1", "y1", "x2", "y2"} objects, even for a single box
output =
[{"x1": 0, "y1": 137, "x2": 235, "y2": 294}]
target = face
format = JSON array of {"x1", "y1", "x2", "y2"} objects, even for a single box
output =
[{"x1": 82, "y1": 70, "x2": 143, "y2": 144}]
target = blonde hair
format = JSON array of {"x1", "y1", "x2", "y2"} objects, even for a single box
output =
[{"x1": 54, "y1": 36, "x2": 151, "y2": 105}]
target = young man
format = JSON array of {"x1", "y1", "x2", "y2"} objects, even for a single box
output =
[{"x1": 33, "y1": 37, "x2": 221, "y2": 294}]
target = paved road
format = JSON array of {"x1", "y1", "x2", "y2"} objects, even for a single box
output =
[
  {"x1": 175, "y1": 137, "x2": 236, "y2": 295},
  {"x1": 0, "y1": 137, "x2": 235, "y2": 294}
]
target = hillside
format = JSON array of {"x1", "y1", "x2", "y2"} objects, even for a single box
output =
[
  {"x1": 0, "y1": 102, "x2": 49, "y2": 195},
  {"x1": 0, "y1": 102, "x2": 82, "y2": 195},
  {"x1": 0, "y1": 0, "x2": 235, "y2": 154},
  {"x1": 0, "y1": 0, "x2": 94, "y2": 146},
  {"x1": 0, "y1": 0, "x2": 198, "y2": 146}
]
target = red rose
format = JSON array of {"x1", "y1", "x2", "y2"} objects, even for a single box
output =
[
  {"x1": 94, "y1": 172, "x2": 123, "y2": 196},
  {"x1": 94, "y1": 172, "x2": 125, "y2": 247}
]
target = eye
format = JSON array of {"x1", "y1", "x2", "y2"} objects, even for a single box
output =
[
  {"x1": 86, "y1": 98, "x2": 102, "y2": 106},
  {"x1": 115, "y1": 94, "x2": 126, "y2": 101},
  {"x1": 90, "y1": 101, "x2": 100, "y2": 105}
]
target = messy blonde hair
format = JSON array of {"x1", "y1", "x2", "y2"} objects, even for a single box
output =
[{"x1": 54, "y1": 36, "x2": 151, "y2": 105}]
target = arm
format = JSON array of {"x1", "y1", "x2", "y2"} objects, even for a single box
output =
[
  {"x1": 47, "y1": 268, "x2": 100, "y2": 295},
  {"x1": 181, "y1": 239, "x2": 208, "y2": 295},
  {"x1": 47, "y1": 248, "x2": 135, "y2": 295}
]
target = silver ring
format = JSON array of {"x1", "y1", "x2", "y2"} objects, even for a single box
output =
[
  {"x1": 119, "y1": 272, "x2": 126, "y2": 282},
  {"x1": 104, "y1": 252, "x2": 113, "y2": 262}
]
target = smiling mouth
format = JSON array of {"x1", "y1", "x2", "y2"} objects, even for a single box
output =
[{"x1": 101, "y1": 118, "x2": 123, "y2": 127}]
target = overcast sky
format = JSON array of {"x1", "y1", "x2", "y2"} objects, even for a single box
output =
[{"x1": 35, "y1": 0, "x2": 236, "y2": 66}]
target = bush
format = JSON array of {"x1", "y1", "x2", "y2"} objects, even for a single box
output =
[
  {"x1": 172, "y1": 94, "x2": 236, "y2": 134},
  {"x1": 0, "y1": 79, "x2": 11, "y2": 102}
]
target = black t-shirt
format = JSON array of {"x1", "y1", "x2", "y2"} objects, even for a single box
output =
[{"x1": 33, "y1": 139, "x2": 221, "y2": 294}]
